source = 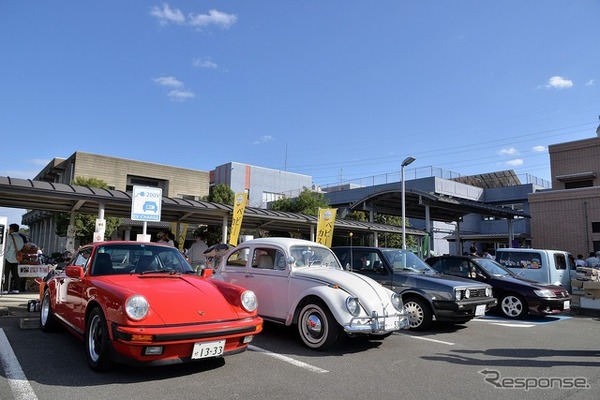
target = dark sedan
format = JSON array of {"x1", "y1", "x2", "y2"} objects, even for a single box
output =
[{"x1": 425, "y1": 255, "x2": 571, "y2": 319}]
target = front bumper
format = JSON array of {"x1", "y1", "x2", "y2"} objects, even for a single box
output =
[
  {"x1": 108, "y1": 316, "x2": 263, "y2": 366},
  {"x1": 343, "y1": 311, "x2": 410, "y2": 334},
  {"x1": 528, "y1": 297, "x2": 571, "y2": 315},
  {"x1": 433, "y1": 297, "x2": 498, "y2": 322}
]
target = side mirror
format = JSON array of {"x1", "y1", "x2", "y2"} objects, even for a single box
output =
[{"x1": 65, "y1": 265, "x2": 84, "y2": 279}]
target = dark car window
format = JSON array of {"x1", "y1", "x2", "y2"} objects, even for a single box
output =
[
  {"x1": 381, "y1": 249, "x2": 434, "y2": 274},
  {"x1": 475, "y1": 258, "x2": 512, "y2": 276},
  {"x1": 554, "y1": 254, "x2": 567, "y2": 270}
]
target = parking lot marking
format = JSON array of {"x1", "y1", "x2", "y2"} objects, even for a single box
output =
[
  {"x1": 490, "y1": 323, "x2": 536, "y2": 328},
  {"x1": 0, "y1": 329, "x2": 39, "y2": 400},
  {"x1": 248, "y1": 345, "x2": 329, "y2": 374},
  {"x1": 408, "y1": 336, "x2": 455, "y2": 346}
]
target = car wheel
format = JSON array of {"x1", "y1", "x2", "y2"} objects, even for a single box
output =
[
  {"x1": 499, "y1": 293, "x2": 527, "y2": 319},
  {"x1": 404, "y1": 297, "x2": 433, "y2": 331},
  {"x1": 85, "y1": 307, "x2": 113, "y2": 371},
  {"x1": 40, "y1": 289, "x2": 58, "y2": 332},
  {"x1": 297, "y1": 301, "x2": 339, "y2": 350}
]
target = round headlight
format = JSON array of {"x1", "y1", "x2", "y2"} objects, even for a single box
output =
[
  {"x1": 485, "y1": 287, "x2": 492, "y2": 297},
  {"x1": 345, "y1": 297, "x2": 360, "y2": 316},
  {"x1": 125, "y1": 295, "x2": 149, "y2": 321},
  {"x1": 241, "y1": 290, "x2": 258, "y2": 312},
  {"x1": 464, "y1": 289, "x2": 470, "y2": 299},
  {"x1": 391, "y1": 293, "x2": 403, "y2": 311}
]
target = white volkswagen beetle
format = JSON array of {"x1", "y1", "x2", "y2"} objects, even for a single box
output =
[{"x1": 212, "y1": 238, "x2": 409, "y2": 350}]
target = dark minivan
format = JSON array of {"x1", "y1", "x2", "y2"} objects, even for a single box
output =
[{"x1": 332, "y1": 246, "x2": 497, "y2": 330}]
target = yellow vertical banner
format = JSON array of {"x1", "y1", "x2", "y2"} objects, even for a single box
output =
[
  {"x1": 316, "y1": 208, "x2": 337, "y2": 247},
  {"x1": 169, "y1": 222, "x2": 188, "y2": 250},
  {"x1": 229, "y1": 192, "x2": 248, "y2": 246}
]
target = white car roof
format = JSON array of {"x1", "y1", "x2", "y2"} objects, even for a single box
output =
[{"x1": 237, "y1": 237, "x2": 328, "y2": 248}]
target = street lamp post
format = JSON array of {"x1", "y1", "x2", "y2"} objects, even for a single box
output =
[{"x1": 401, "y1": 156, "x2": 416, "y2": 249}]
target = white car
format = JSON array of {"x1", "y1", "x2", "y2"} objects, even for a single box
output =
[{"x1": 212, "y1": 238, "x2": 409, "y2": 350}]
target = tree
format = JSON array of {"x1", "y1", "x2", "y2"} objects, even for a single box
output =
[
  {"x1": 270, "y1": 188, "x2": 329, "y2": 216},
  {"x1": 203, "y1": 184, "x2": 235, "y2": 245},
  {"x1": 205, "y1": 184, "x2": 235, "y2": 205},
  {"x1": 55, "y1": 177, "x2": 121, "y2": 245}
]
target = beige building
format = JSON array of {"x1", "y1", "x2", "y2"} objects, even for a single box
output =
[
  {"x1": 34, "y1": 151, "x2": 210, "y2": 199},
  {"x1": 25, "y1": 152, "x2": 210, "y2": 251},
  {"x1": 529, "y1": 134, "x2": 600, "y2": 257}
]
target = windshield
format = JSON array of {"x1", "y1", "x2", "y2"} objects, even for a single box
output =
[
  {"x1": 92, "y1": 243, "x2": 194, "y2": 276},
  {"x1": 290, "y1": 245, "x2": 342, "y2": 269},
  {"x1": 475, "y1": 258, "x2": 513, "y2": 277},
  {"x1": 381, "y1": 249, "x2": 434, "y2": 273}
]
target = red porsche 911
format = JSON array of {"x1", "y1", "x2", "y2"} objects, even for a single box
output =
[{"x1": 39, "y1": 241, "x2": 263, "y2": 371}]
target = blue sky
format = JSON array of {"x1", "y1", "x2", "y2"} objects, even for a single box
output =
[{"x1": 1, "y1": 1, "x2": 599, "y2": 226}]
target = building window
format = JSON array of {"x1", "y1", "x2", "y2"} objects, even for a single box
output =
[
  {"x1": 126, "y1": 175, "x2": 168, "y2": 193},
  {"x1": 592, "y1": 222, "x2": 600, "y2": 233},
  {"x1": 565, "y1": 180, "x2": 593, "y2": 189},
  {"x1": 262, "y1": 191, "x2": 283, "y2": 204}
]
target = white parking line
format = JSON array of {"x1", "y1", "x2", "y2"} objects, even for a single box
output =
[
  {"x1": 0, "y1": 329, "x2": 39, "y2": 400},
  {"x1": 470, "y1": 319, "x2": 536, "y2": 328},
  {"x1": 408, "y1": 336, "x2": 455, "y2": 346},
  {"x1": 248, "y1": 345, "x2": 329, "y2": 373}
]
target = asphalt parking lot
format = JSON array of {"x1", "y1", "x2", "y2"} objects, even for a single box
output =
[{"x1": 1, "y1": 293, "x2": 599, "y2": 400}]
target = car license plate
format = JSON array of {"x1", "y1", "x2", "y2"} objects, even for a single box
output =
[
  {"x1": 191, "y1": 340, "x2": 225, "y2": 360},
  {"x1": 384, "y1": 316, "x2": 401, "y2": 331},
  {"x1": 564, "y1": 300, "x2": 570, "y2": 310},
  {"x1": 475, "y1": 304, "x2": 486, "y2": 316}
]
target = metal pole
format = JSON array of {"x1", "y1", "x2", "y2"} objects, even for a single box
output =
[
  {"x1": 402, "y1": 165, "x2": 407, "y2": 249},
  {"x1": 401, "y1": 156, "x2": 416, "y2": 250}
]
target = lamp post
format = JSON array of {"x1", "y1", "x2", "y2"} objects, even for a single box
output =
[{"x1": 401, "y1": 156, "x2": 416, "y2": 249}]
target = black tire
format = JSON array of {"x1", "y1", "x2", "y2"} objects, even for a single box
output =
[
  {"x1": 297, "y1": 301, "x2": 339, "y2": 350},
  {"x1": 499, "y1": 293, "x2": 527, "y2": 319},
  {"x1": 40, "y1": 289, "x2": 58, "y2": 332},
  {"x1": 85, "y1": 308, "x2": 113, "y2": 372},
  {"x1": 403, "y1": 297, "x2": 433, "y2": 331}
]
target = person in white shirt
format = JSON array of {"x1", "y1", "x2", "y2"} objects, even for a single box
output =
[
  {"x1": 187, "y1": 233, "x2": 209, "y2": 270},
  {"x1": 2, "y1": 224, "x2": 25, "y2": 294}
]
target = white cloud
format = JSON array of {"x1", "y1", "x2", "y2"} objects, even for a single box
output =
[
  {"x1": 532, "y1": 145, "x2": 546, "y2": 153},
  {"x1": 505, "y1": 159, "x2": 524, "y2": 167},
  {"x1": 150, "y1": 4, "x2": 185, "y2": 26},
  {"x1": 168, "y1": 90, "x2": 195, "y2": 102},
  {"x1": 188, "y1": 9, "x2": 237, "y2": 29},
  {"x1": 150, "y1": 4, "x2": 237, "y2": 30},
  {"x1": 498, "y1": 147, "x2": 518, "y2": 156},
  {"x1": 585, "y1": 79, "x2": 596, "y2": 86},
  {"x1": 545, "y1": 75, "x2": 573, "y2": 89},
  {"x1": 193, "y1": 57, "x2": 218, "y2": 69},
  {"x1": 253, "y1": 135, "x2": 273, "y2": 145},
  {"x1": 154, "y1": 76, "x2": 184, "y2": 88}
]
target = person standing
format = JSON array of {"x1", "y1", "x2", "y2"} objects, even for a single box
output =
[
  {"x1": 584, "y1": 252, "x2": 600, "y2": 268},
  {"x1": 575, "y1": 254, "x2": 586, "y2": 268},
  {"x1": 187, "y1": 232, "x2": 208, "y2": 269},
  {"x1": 3, "y1": 223, "x2": 25, "y2": 294}
]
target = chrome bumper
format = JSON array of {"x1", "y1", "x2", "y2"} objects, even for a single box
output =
[{"x1": 343, "y1": 311, "x2": 410, "y2": 334}]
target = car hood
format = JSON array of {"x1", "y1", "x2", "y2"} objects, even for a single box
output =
[
  {"x1": 293, "y1": 267, "x2": 395, "y2": 310},
  {"x1": 491, "y1": 274, "x2": 556, "y2": 290},
  {"x1": 99, "y1": 274, "x2": 244, "y2": 325},
  {"x1": 403, "y1": 272, "x2": 489, "y2": 289}
]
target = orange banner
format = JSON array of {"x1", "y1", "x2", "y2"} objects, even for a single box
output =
[
  {"x1": 316, "y1": 208, "x2": 337, "y2": 247},
  {"x1": 229, "y1": 192, "x2": 248, "y2": 246}
]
